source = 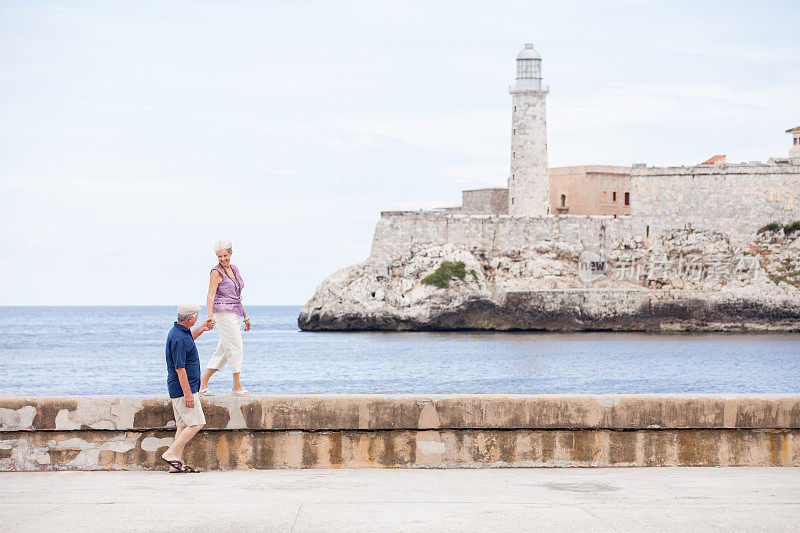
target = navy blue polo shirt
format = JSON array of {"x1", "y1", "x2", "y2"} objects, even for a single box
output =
[{"x1": 165, "y1": 322, "x2": 201, "y2": 399}]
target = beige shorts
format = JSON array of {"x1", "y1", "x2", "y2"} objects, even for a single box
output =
[{"x1": 171, "y1": 394, "x2": 206, "y2": 427}]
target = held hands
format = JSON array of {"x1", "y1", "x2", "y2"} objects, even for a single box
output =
[
  {"x1": 190, "y1": 317, "x2": 215, "y2": 340},
  {"x1": 243, "y1": 317, "x2": 251, "y2": 332}
]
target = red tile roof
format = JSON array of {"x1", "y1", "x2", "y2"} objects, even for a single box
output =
[
  {"x1": 786, "y1": 126, "x2": 800, "y2": 133},
  {"x1": 700, "y1": 155, "x2": 726, "y2": 165}
]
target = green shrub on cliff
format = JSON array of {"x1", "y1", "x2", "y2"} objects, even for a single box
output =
[
  {"x1": 784, "y1": 221, "x2": 800, "y2": 235},
  {"x1": 769, "y1": 261, "x2": 800, "y2": 287},
  {"x1": 769, "y1": 271, "x2": 800, "y2": 288},
  {"x1": 758, "y1": 221, "x2": 800, "y2": 235},
  {"x1": 758, "y1": 222, "x2": 783, "y2": 234},
  {"x1": 422, "y1": 261, "x2": 467, "y2": 288}
]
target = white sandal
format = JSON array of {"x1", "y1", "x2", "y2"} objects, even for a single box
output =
[
  {"x1": 199, "y1": 388, "x2": 215, "y2": 396},
  {"x1": 231, "y1": 389, "x2": 250, "y2": 396}
]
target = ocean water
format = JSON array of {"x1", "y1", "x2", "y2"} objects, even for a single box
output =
[{"x1": 0, "y1": 306, "x2": 799, "y2": 396}]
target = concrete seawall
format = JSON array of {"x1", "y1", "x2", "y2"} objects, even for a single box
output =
[{"x1": 2, "y1": 395, "x2": 799, "y2": 470}]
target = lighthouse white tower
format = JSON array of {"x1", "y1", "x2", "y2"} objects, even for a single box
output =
[{"x1": 508, "y1": 43, "x2": 550, "y2": 216}]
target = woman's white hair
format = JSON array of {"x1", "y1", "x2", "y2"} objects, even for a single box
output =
[{"x1": 214, "y1": 239, "x2": 233, "y2": 253}]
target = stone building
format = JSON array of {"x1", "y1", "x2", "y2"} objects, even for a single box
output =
[
  {"x1": 788, "y1": 126, "x2": 800, "y2": 160},
  {"x1": 548, "y1": 166, "x2": 631, "y2": 216},
  {"x1": 462, "y1": 165, "x2": 633, "y2": 217},
  {"x1": 462, "y1": 187, "x2": 508, "y2": 215}
]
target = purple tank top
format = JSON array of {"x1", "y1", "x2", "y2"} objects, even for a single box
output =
[{"x1": 212, "y1": 264, "x2": 244, "y2": 315}]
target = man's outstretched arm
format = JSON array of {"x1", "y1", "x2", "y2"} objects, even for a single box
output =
[{"x1": 191, "y1": 318, "x2": 214, "y2": 340}]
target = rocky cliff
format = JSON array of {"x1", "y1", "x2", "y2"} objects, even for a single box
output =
[{"x1": 298, "y1": 226, "x2": 800, "y2": 332}]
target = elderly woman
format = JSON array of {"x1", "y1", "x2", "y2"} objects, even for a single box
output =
[{"x1": 199, "y1": 239, "x2": 251, "y2": 396}]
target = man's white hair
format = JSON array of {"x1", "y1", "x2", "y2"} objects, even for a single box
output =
[
  {"x1": 177, "y1": 312, "x2": 196, "y2": 322},
  {"x1": 214, "y1": 239, "x2": 233, "y2": 253}
]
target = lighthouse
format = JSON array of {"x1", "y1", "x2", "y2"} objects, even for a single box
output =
[{"x1": 508, "y1": 43, "x2": 550, "y2": 216}]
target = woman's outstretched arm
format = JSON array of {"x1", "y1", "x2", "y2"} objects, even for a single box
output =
[{"x1": 207, "y1": 270, "x2": 223, "y2": 320}]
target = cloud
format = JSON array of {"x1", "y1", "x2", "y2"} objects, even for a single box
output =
[
  {"x1": 667, "y1": 42, "x2": 800, "y2": 64},
  {"x1": 329, "y1": 110, "x2": 508, "y2": 159},
  {"x1": 424, "y1": 162, "x2": 508, "y2": 186},
  {"x1": 552, "y1": 83, "x2": 796, "y2": 132}
]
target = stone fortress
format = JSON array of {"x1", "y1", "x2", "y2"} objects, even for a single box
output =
[
  {"x1": 298, "y1": 44, "x2": 800, "y2": 332},
  {"x1": 461, "y1": 44, "x2": 800, "y2": 221}
]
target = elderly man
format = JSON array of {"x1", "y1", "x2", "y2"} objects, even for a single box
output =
[{"x1": 161, "y1": 302, "x2": 214, "y2": 473}]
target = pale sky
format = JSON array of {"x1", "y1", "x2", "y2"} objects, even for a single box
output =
[{"x1": 2, "y1": 0, "x2": 799, "y2": 305}]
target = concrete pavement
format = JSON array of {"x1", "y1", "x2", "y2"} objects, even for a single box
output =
[{"x1": 2, "y1": 467, "x2": 799, "y2": 532}]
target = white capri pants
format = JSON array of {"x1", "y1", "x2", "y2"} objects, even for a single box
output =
[{"x1": 206, "y1": 311, "x2": 244, "y2": 373}]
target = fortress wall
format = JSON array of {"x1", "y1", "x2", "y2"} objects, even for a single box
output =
[
  {"x1": 370, "y1": 211, "x2": 652, "y2": 265},
  {"x1": 3, "y1": 395, "x2": 800, "y2": 470},
  {"x1": 370, "y1": 211, "x2": 641, "y2": 264},
  {"x1": 371, "y1": 163, "x2": 800, "y2": 267},
  {"x1": 631, "y1": 164, "x2": 800, "y2": 236}
]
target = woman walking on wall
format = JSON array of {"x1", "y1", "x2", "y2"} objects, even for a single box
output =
[{"x1": 199, "y1": 239, "x2": 251, "y2": 396}]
